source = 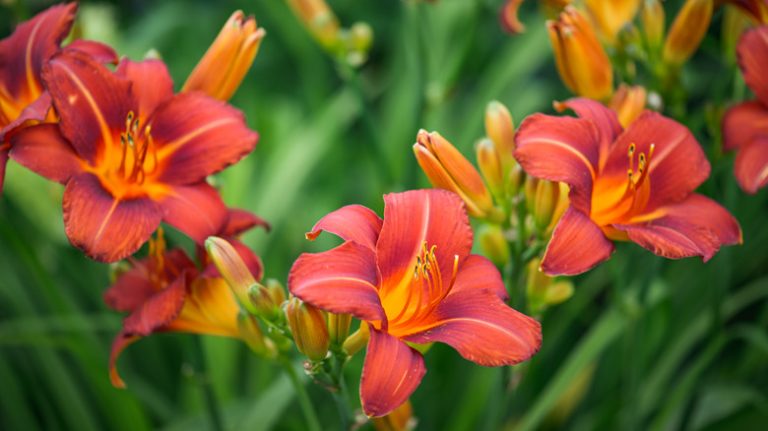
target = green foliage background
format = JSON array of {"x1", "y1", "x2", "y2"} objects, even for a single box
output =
[{"x1": 0, "y1": 0, "x2": 767, "y2": 430}]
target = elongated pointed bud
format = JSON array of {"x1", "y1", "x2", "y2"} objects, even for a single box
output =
[
  {"x1": 264, "y1": 279, "x2": 287, "y2": 308},
  {"x1": 662, "y1": 0, "x2": 714, "y2": 66},
  {"x1": 288, "y1": 0, "x2": 340, "y2": 49},
  {"x1": 248, "y1": 283, "x2": 281, "y2": 321},
  {"x1": 641, "y1": 0, "x2": 665, "y2": 52},
  {"x1": 585, "y1": 0, "x2": 642, "y2": 45},
  {"x1": 285, "y1": 297, "x2": 330, "y2": 361},
  {"x1": 507, "y1": 162, "x2": 525, "y2": 198},
  {"x1": 205, "y1": 237, "x2": 260, "y2": 315},
  {"x1": 525, "y1": 178, "x2": 561, "y2": 233},
  {"x1": 414, "y1": 130, "x2": 502, "y2": 221},
  {"x1": 478, "y1": 224, "x2": 511, "y2": 267},
  {"x1": 546, "y1": 182, "x2": 570, "y2": 235},
  {"x1": 609, "y1": 84, "x2": 647, "y2": 127},
  {"x1": 722, "y1": 5, "x2": 753, "y2": 62},
  {"x1": 484, "y1": 101, "x2": 517, "y2": 173},
  {"x1": 476, "y1": 139, "x2": 505, "y2": 200},
  {"x1": 548, "y1": 7, "x2": 613, "y2": 100},
  {"x1": 328, "y1": 313, "x2": 352, "y2": 345},
  {"x1": 372, "y1": 399, "x2": 416, "y2": 431},
  {"x1": 182, "y1": 11, "x2": 265, "y2": 101},
  {"x1": 342, "y1": 321, "x2": 370, "y2": 356},
  {"x1": 238, "y1": 313, "x2": 276, "y2": 357},
  {"x1": 526, "y1": 258, "x2": 574, "y2": 314}
]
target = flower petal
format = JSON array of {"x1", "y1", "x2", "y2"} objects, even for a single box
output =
[
  {"x1": 109, "y1": 333, "x2": 138, "y2": 388},
  {"x1": 64, "y1": 39, "x2": 118, "y2": 65},
  {"x1": 201, "y1": 237, "x2": 264, "y2": 281},
  {"x1": 450, "y1": 254, "x2": 509, "y2": 300},
  {"x1": 63, "y1": 173, "x2": 162, "y2": 262},
  {"x1": 722, "y1": 101, "x2": 768, "y2": 152},
  {"x1": 376, "y1": 190, "x2": 473, "y2": 298},
  {"x1": 541, "y1": 207, "x2": 614, "y2": 275},
  {"x1": 0, "y1": 3, "x2": 76, "y2": 101},
  {"x1": 617, "y1": 194, "x2": 742, "y2": 261},
  {"x1": 43, "y1": 51, "x2": 132, "y2": 163},
  {"x1": 405, "y1": 289, "x2": 541, "y2": 366},
  {"x1": 306, "y1": 204, "x2": 383, "y2": 250},
  {"x1": 734, "y1": 138, "x2": 768, "y2": 194},
  {"x1": 166, "y1": 277, "x2": 240, "y2": 337},
  {"x1": 555, "y1": 97, "x2": 622, "y2": 160},
  {"x1": 360, "y1": 328, "x2": 426, "y2": 417},
  {"x1": 0, "y1": 147, "x2": 7, "y2": 193},
  {"x1": 159, "y1": 182, "x2": 228, "y2": 244},
  {"x1": 10, "y1": 123, "x2": 82, "y2": 183},
  {"x1": 223, "y1": 208, "x2": 270, "y2": 236},
  {"x1": 116, "y1": 58, "x2": 174, "y2": 117},
  {"x1": 606, "y1": 111, "x2": 710, "y2": 209},
  {"x1": 514, "y1": 113, "x2": 600, "y2": 213},
  {"x1": 288, "y1": 241, "x2": 385, "y2": 322},
  {"x1": 151, "y1": 92, "x2": 258, "y2": 184},
  {"x1": 0, "y1": 92, "x2": 52, "y2": 142},
  {"x1": 738, "y1": 26, "x2": 768, "y2": 106}
]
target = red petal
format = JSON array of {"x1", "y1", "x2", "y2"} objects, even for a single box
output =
[
  {"x1": 450, "y1": 254, "x2": 509, "y2": 300},
  {"x1": 376, "y1": 190, "x2": 473, "y2": 299},
  {"x1": 0, "y1": 3, "x2": 76, "y2": 100},
  {"x1": 734, "y1": 138, "x2": 768, "y2": 194},
  {"x1": 288, "y1": 241, "x2": 385, "y2": 322},
  {"x1": 223, "y1": 208, "x2": 270, "y2": 235},
  {"x1": 64, "y1": 39, "x2": 118, "y2": 64},
  {"x1": 514, "y1": 113, "x2": 600, "y2": 213},
  {"x1": 605, "y1": 111, "x2": 710, "y2": 210},
  {"x1": 159, "y1": 182, "x2": 228, "y2": 244},
  {"x1": 360, "y1": 328, "x2": 426, "y2": 417},
  {"x1": 0, "y1": 92, "x2": 52, "y2": 142},
  {"x1": 306, "y1": 204, "x2": 383, "y2": 250},
  {"x1": 555, "y1": 98, "x2": 622, "y2": 162},
  {"x1": 10, "y1": 124, "x2": 82, "y2": 183},
  {"x1": 109, "y1": 332, "x2": 138, "y2": 388},
  {"x1": 116, "y1": 58, "x2": 174, "y2": 116},
  {"x1": 617, "y1": 194, "x2": 742, "y2": 261},
  {"x1": 43, "y1": 51, "x2": 132, "y2": 163},
  {"x1": 152, "y1": 92, "x2": 258, "y2": 184},
  {"x1": 722, "y1": 101, "x2": 768, "y2": 152},
  {"x1": 405, "y1": 289, "x2": 541, "y2": 366},
  {"x1": 541, "y1": 207, "x2": 614, "y2": 275},
  {"x1": 63, "y1": 173, "x2": 162, "y2": 262},
  {"x1": 738, "y1": 26, "x2": 768, "y2": 106},
  {"x1": 0, "y1": 147, "x2": 7, "y2": 193}
]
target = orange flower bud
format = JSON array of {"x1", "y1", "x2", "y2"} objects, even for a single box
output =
[
  {"x1": 327, "y1": 313, "x2": 352, "y2": 345},
  {"x1": 413, "y1": 130, "x2": 500, "y2": 221},
  {"x1": 662, "y1": 0, "x2": 714, "y2": 66},
  {"x1": 547, "y1": 7, "x2": 614, "y2": 100},
  {"x1": 476, "y1": 138, "x2": 505, "y2": 200},
  {"x1": 525, "y1": 177, "x2": 563, "y2": 233},
  {"x1": 372, "y1": 399, "x2": 416, "y2": 431},
  {"x1": 484, "y1": 101, "x2": 517, "y2": 172},
  {"x1": 205, "y1": 237, "x2": 260, "y2": 315},
  {"x1": 342, "y1": 321, "x2": 370, "y2": 356},
  {"x1": 248, "y1": 283, "x2": 281, "y2": 320},
  {"x1": 182, "y1": 11, "x2": 265, "y2": 101},
  {"x1": 585, "y1": 0, "x2": 642, "y2": 44},
  {"x1": 641, "y1": 0, "x2": 666, "y2": 52},
  {"x1": 288, "y1": 0, "x2": 341, "y2": 49},
  {"x1": 264, "y1": 279, "x2": 287, "y2": 308},
  {"x1": 285, "y1": 297, "x2": 330, "y2": 361},
  {"x1": 500, "y1": 0, "x2": 526, "y2": 34},
  {"x1": 478, "y1": 224, "x2": 511, "y2": 267},
  {"x1": 608, "y1": 84, "x2": 647, "y2": 127}
]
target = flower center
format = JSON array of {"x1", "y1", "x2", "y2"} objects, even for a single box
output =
[
  {"x1": 114, "y1": 111, "x2": 158, "y2": 185},
  {"x1": 383, "y1": 242, "x2": 458, "y2": 336}
]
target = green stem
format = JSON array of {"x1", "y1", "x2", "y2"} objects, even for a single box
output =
[
  {"x1": 192, "y1": 338, "x2": 224, "y2": 431},
  {"x1": 281, "y1": 359, "x2": 323, "y2": 431}
]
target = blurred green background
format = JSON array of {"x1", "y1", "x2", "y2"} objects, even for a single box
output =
[{"x1": 1, "y1": 0, "x2": 767, "y2": 430}]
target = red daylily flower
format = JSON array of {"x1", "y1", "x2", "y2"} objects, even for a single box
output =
[
  {"x1": 105, "y1": 211, "x2": 265, "y2": 388},
  {"x1": 722, "y1": 25, "x2": 768, "y2": 194},
  {"x1": 515, "y1": 98, "x2": 742, "y2": 275},
  {"x1": 288, "y1": 189, "x2": 541, "y2": 417},
  {"x1": 0, "y1": 3, "x2": 116, "y2": 192},
  {"x1": 10, "y1": 51, "x2": 257, "y2": 262}
]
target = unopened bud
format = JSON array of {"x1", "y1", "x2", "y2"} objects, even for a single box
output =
[
  {"x1": 285, "y1": 297, "x2": 330, "y2": 361},
  {"x1": 478, "y1": 224, "x2": 511, "y2": 267},
  {"x1": 608, "y1": 84, "x2": 647, "y2": 127},
  {"x1": 526, "y1": 258, "x2": 574, "y2": 314},
  {"x1": 248, "y1": 283, "x2": 280, "y2": 320},
  {"x1": 372, "y1": 399, "x2": 416, "y2": 431},
  {"x1": 722, "y1": 0, "x2": 768, "y2": 24},
  {"x1": 328, "y1": 313, "x2": 352, "y2": 345},
  {"x1": 525, "y1": 178, "x2": 561, "y2": 233},
  {"x1": 264, "y1": 279, "x2": 287, "y2": 308},
  {"x1": 475, "y1": 139, "x2": 505, "y2": 200},
  {"x1": 205, "y1": 237, "x2": 259, "y2": 315},
  {"x1": 546, "y1": 182, "x2": 570, "y2": 235},
  {"x1": 641, "y1": 0, "x2": 665, "y2": 52},
  {"x1": 342, "y1": 321, "x2": 370, "y2": 356},
  {"x1": 662, "y1": 0, "x2": 714, "y2": 66},
  {"x1": 507, "y1": 162, "x2": 525, "y2": 198},
  {"x1": 585, "y1": 0, "x2": 642, "y2": 45},
  {"x1": 484, "y1": 101, "x2": 517, "y2": 173},
  {"x1": 288, "y1": 0, "x2": 340, "y2": 49},
  {"x1": 238, "y1": 313, "x2": 276, "y2": 357}
]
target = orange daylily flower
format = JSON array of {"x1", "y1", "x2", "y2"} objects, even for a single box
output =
[
  {"x1": 182, "y1": 10, "x2": 265, "y2": 101},
  {"x1": 722, "y1": 25, "x2": 768, "y2": 193},
  {"x1": 515, "y1": 98, "x2": 741, "y2": 275},
  {"x1": 289, "y1": 190, "x2": 541, "y2": 416},
  {"x1": 10, "y1": 51, "x2": 258, "y2": 262},
  {"x1": 0, "y1": 3, "x2": 116, "y2": 192},
  {"x1": 106, "y1": 211, "x2": 265, "y2": 388}
]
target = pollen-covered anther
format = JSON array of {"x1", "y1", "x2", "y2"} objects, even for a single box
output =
[{"x1": 116, "y1": 111, "x2": 158, "y2": 184}]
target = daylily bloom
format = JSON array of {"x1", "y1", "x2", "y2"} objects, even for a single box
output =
[
  {"x1": 722, "y1": 25, "x2": 768, "y2": 193},
  {"x1": 0, "y1": 3, "x2": 116, "y2": 192},
  {"x1": 106, "y1": 214, "x2": 265, "y2": 388},
  {"x1": 289, "y1": 189, "x2": 541, "y2": 416},
  {"x1": 515, "y1": 98, "x2": 741, "y2": 275},
  {"x1": 182, "y1": 11, "x2": 265, "y2": 101},
  {"x1": 10, "y1": 51, "x2": 258, "y2": 262}
]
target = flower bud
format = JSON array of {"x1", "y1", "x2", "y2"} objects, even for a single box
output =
[
  {"x1": 722, "y1": 0, "x2": 768, "y2": 24},
  {"x1": 205, "y1": 236, "x2": 259, "y2": 315},
  {"x1": 285, "y1": 297, "x2": 330, "y2": 362},
  {"x1": 248, "y1": 283, "x2": 281, "y2": 320},
  {"x1": 475, "y1": 139, "x2": 505, "y2": 200},
  {"x1": 264, "y1": 279, "x2": 287, "y2": 308},
  {"x1": 548, "y1": 7, "x2": 614, "y2": 100},
  {"x1": 608, "y1": 84, "x2": 647, "y2": 127},
  {"x1": 500, "y1": 0, "x2": 526, "y2": 34},
  {"x1": 484, "y1": 101, "x2": 517, "y2": 173},
  {"x1": 546, "y1": 182, "x2": 570, "y2": 235},
  {"x1": 507, "y1": 162, "x2": 525, "y2": 198},
  {"x1": 585, "y1": 0, "x2": 642, "y2": 45},
  {"x1": 327, "y1": 313, "x2": 353, "y2": 345},
  {"x1": 182, "y1": 11, "x2": 265, "y2": 101},
  {"x1": 524, "y1": 178, "x2": 561, "y2": 233},
  {"x1": 413, "y1": 130, "x2": 499, "y2": 220},
  {"x1": 662, "y1": 0, "x2": 714, "y2": 66},
  {"x1": 478, "y1": 224, "x2": 511, "y2": 267},
  {"x1": 372, "y1": 399, "x2": 416, "y2": 431},
  {"x1": 526, "y1": 258, "x2": 574, "y2": 314},
  {"x1": 641, "y1": 0, "x2": 665, "y2": 52},
  {"x1": 288, "y1": 0, "x2": 340, "y2": 49},
  {"x1": 342, "y1": 321, "x2": 370, "y2": 356},
  {"x1": 722, "y1": 5, "x2": 753, "y2": 62},
  {"x1": 238, "y1": 313, "x2": 276, "y2": 357}
]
